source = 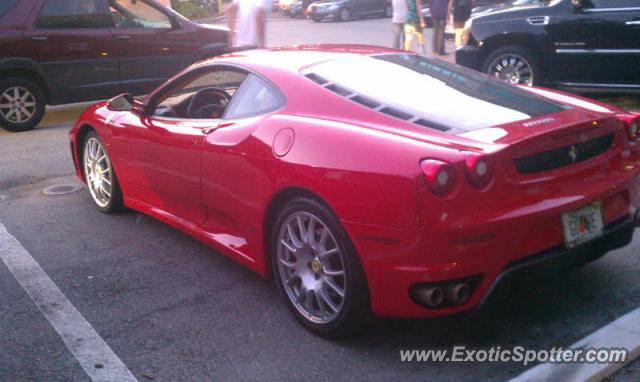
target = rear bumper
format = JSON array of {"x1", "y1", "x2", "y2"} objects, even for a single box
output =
[
  {"x1": 478, "y1": 215, "x2": 634, "y2": 309},
  {"x1": 347, "y1": 166, "x2": 640, "y2": 318},
  {"x1": 455, "y1": 44, "x2": 484, "y2": 71}
]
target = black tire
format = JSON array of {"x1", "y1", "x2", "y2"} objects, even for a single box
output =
[
  {"x1": 311, "y1": 16, "x2": 321, "y2": 22},
  {"x1": 271, "y1": 197, "x2": 371, "y2": 338},
  {"x1": 338, "y1": 8, "x2": 350, "y2": 22},
  {"x1": 82, "y1": 131, "x2": 123, "y2": 213},
  {"x1": 0, "y1": 77, "x2": 46, "y2": 132},
  {"x1": 481, "y1": 45, "x2": 544, "y2": 86}
]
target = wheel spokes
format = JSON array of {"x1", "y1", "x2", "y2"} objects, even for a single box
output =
[
  {"x1": 323, "y1": 276, "x2": 345, "y2": 297},
  {"x1": 84, "y1": 137, "x2": 113, "y2": 208},
  {"x1": 277, "y1": 211, "x2": 347, "y2": 324}
]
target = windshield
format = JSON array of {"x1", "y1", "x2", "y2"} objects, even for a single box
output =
[{"x1": 304, "y1": 54, "x2": 566, "y2": 133}]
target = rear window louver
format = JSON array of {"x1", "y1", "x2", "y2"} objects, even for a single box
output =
[
  {"x1": 325, "y1": 84, "x2": 352, "y2": 97},
  {"x1": 413, "y1": 118, "x2": 450, "y2": 132},
  {"x1": 305, "y1": 73, "x2": 329, "y2": 85},
  {"x1": 350, "y1": 95, "x2": 380, "y2": 109},
  {"x1": 304, "y1": 73, "x2": 450, "y2": 132},
  {"x1": 380, "y1": 107, "x2": 412, "y2": 120}
]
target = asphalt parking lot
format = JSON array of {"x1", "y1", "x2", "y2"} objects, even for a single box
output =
[{"x1": 2, "y1": 12, "x2": 640, "y2": 382}]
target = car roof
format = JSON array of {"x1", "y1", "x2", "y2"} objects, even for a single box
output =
[{"x1": 198, "y1": 44, "x2": 402, "y2": 73}]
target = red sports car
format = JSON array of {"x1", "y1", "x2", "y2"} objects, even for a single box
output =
[{"x1": 69, "y1": 45, "x2": 640, "y2": 337}]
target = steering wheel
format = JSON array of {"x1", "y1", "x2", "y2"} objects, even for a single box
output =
[{"x1": 186, "y1": 87, "x2": 232, "y2": 119}]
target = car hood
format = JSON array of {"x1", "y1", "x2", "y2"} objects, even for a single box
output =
[{"x1": 471, "y1": 3, "x2": 511, "y2": 15}]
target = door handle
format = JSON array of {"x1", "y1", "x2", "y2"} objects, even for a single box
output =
[
  {"x1": 31, "y1": 36, "x2": 48, "y2": 42},
  {"x1": 626, "y1": 20, "x2": 640, "y2": 25},
  {"x1": 116, "y1": 35, "x2": 132, "y2": 40}
]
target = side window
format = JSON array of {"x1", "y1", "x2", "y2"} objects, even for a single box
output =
[
  {"x1": 108, "y1": 0, "x2": 172, "y2": 29},
  {"x1": 581, "y1": 0, "x2": 640, "y2": 9},
  {"x1": 36, "y1": 0, "x2": 107, "y2": 29},
  {"x1": 224, "y1": 75, "x2": 284, "y2": 119},
  {"x1": 153, "y1": 69, "x2": 249, "y2": 119}
]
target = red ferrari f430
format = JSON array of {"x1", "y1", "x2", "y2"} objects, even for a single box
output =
[{"x1": 69, "y1": 45, "x2": 640, "y2": 337}]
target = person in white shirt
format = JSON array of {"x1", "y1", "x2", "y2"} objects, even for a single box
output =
[
  {"x1": 391, "y1": 0, "x2": 407, "y2": 49},
  {"x1": 226, "y1": 0, "x2": 271, "y2": 49}
]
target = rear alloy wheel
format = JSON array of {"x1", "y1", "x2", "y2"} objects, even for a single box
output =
[
  {"x1": 339, "y1": 8, "x2": 350, "y2": 22},
  {"x1": 83, "y1": 131, "x2": 122, "y2": 213},
  {"x1": 482, "y1": 46, "x2": 543, "y2": 86},
  {"x1": 272, "y1": 197, "x2": 370, "y2": 337},
  {"x1": 0, "y1": 77, "x2": 45, "y2": 132}
]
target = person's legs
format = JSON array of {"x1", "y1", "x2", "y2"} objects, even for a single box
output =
[
  {"x1": 453, "y1": 21, "x2": 464, "y2": 48},
  {"x1": 434, "y1": 18, "x2": 446, "y2": 55},
  {"x1": 404, "y1": 24, "x2": 413, "y2": 51},
  {"x1": 393, "y1": 23, "x2": 403, "y2": 49},
  {"x1": 431, "y1": 19, "x2": 442, "y2": 54}
]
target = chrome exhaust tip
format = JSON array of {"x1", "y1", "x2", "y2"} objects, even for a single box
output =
[
  {"x1": 415, "y1": 286, "x2": 445, "y2": 307},
  {"x1": 447, "y1": 283, "x2": 471, "y2": 305}
]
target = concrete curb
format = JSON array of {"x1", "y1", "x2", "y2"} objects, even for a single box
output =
[{"x1": 509, "y1": 307, "x2": 640, "y2": 382}]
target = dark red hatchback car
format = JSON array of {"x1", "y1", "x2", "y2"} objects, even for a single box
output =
[{"x1": 0, "y1": 0, "x2": 228, "y2": 131}]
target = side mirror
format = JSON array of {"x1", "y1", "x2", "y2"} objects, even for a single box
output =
[
  {"x1": 107, "y1": 93, "x2": 134, "y2": 112},
  {"x1": 571, "y1": 0, "x2": 584, "y2": 10}
]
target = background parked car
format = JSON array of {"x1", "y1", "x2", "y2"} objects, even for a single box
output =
[
  {"x1": 0, "y1": 0, "x2": 228, "y2": 132},
  {"x1": 456, "y1": 0, "x2": 640, "y2": 90},
  {"x1": 308, "y1": 0, "x2": 392, "y2": 22},
  {"x1": 281, "y1": 0, "x2": 315, "y2": 17}
]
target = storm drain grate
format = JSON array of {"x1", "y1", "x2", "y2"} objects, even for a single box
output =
[{"x1": 42, "y1": 184, "x2": 83, "y2": 196}]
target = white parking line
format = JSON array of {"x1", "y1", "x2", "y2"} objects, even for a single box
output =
[
  {"x1": 510, "y1": 307, "x2": 640, "y2": 382},
  {"x1": 0, "y1": 222, "x2": 138, "y2": 382}
]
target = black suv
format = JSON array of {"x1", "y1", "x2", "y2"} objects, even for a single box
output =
[
  {"x1": 456, "y1": 0, "x2": 640, "y2": 91},
  {"x1": 0, "y1": 0, "x2": 228, "y2": 132}
]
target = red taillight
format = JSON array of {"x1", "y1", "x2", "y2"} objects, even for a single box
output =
[
  {"x1": 463, "y1": 152, "x2": 494, "y2": 189},
  {"x1": 618, "y1": 114, "x2": 640, "y2": 142},
  {"x1": 421, "y1": 159, "x2": 457, "y2": 196}
]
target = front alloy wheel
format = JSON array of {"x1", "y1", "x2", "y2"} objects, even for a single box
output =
[
  {"x1": 272, "y1": 197, "x2": 370, "y2": 337},
  {"x1": 487, "y1": 53, "x2": 534, "y2": 86},
  {"x1": 83, "y1": 132, "x2": 122, "y2": 212},
  {"x1": 482, "y1": 46, "x2": 544, "y2": 87}
]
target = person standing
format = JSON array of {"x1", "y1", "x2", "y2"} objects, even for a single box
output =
[
  {"x1": 226, "y1": 0, "x2": 270, "y2": 49},
  {"x1": 392, "y1": 0, "x2": 407, "y2": 49},
  {"x1": 403, "y1": 0, "x2": 426, "y2": 53},
  {"x1": 430, "y1": 0, "x2": 449, "y2": 55},
  {"x1": 453, "y1": 0, "x2": 472, "y2": 48}
]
